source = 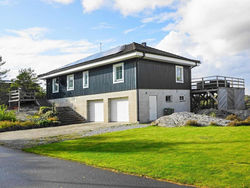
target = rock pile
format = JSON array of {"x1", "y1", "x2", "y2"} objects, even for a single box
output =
[
  {"x1": 198, "y1": 108, "x2": 250, "y2": 120},
  {"x1": 153, "y1": 112, "x2": 230, "y2": 127}
]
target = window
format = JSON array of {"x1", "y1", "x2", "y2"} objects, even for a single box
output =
[
  {"x1": 166, "y1": 95, "x2": 172, "y2": 102},
  {"x1": 83, "y1": 71, "x2": 89, "y2": 88},
  {"x1": 179, "y1": 95, "x2": 185, "y2": 102},
  {"x1": 52, "y1": 78, "x2": 59, "y2": 93},
  {"x1": 113, "y1": 63, "x2": 124, "y2": 83},
  {"x1": 176, "y1": 66, "x2": 184, "y2": 83},
  {"x1": 67, "y1": 74, "x2": 74, "y2": 91}
]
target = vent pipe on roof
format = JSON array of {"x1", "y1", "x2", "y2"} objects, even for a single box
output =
[{"x1": 141, "y1": 42, "x2": 147, "y2": 47}]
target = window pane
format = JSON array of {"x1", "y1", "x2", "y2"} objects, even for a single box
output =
[
  {"x1": 116, "y1": 66, "x2": 122, "y2": 80},
  {"x1": 177, "y1": 67, "x2": 183, "y2": 81}
]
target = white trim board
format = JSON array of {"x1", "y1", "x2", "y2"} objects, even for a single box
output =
[{"x1": 39, "y1": 51, "x2": 198, "y2": 79}]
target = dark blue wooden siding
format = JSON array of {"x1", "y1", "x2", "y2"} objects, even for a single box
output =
[
  {"x1": 47, "y1": 59, "x2": 136, "y2": 99},
  {"x1": 137, "y1": 59, "x2": 191, "y2": 90}
]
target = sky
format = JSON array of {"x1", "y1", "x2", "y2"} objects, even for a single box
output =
[{"x1": 0, "y1": 0, "x2": 249, "y2": 94}]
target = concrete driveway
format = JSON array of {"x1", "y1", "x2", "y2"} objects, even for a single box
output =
[
  {"x1": 0, "y1": 146, "x2": 189, "y2": 188},
  {"x1": 0, "y1": 122, "x2": 134, "y2": 149}
]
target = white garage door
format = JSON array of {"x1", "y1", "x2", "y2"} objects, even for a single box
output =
[
  {"x1": 111, "y1": 98, "x2": 129, "y2": 122},
  {"x1": 88, "y1": 100, "x2": 104, "y2": 122}
]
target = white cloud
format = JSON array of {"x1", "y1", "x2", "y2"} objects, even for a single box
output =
[
  {"x1": 0, "y1": 28, "x2": 97, "y2": 80},
  {"x1": 81, "y1": 0, "x2": 174, "y2": 15},
  {"x1": 142, "y1": 12, "x2": 178, "y2": 23},
  {"x1": 43, "y1": 0, "x2": 74, "y2": 5},
  {"x1": 81, "y1": 0, "x2": 105, "y2": 13},
  {"x1": 123, "y1": 24, "x2": 145, "y2": 34},
  {"x1": 156, "y1": 0, "x2": 250, "y2": 94},
  {"x1": 113, "y1": 0, "x2": 174, "y2": 16}
]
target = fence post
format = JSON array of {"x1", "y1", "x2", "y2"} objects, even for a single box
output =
[{"x1": 202, "y1": 78, "x2": 204, "y2": 89}]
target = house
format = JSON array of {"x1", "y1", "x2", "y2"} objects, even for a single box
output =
[{"x1": 38, "y1": 42, "x2": 200, "y2": 123}]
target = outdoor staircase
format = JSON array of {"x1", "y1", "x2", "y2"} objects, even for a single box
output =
[
  {"x1": 56, "y1": 107, "x2": 85, "y2": 125},
  {"x1": 36, "y1": 98, "x2": 52, "y2": 107}
]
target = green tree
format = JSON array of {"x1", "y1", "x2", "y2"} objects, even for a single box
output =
[
  {"x1": 11, "y1": 68, "x2": 40, "y2": 92},
  {"x1": 0, "y1": 56, "x2": 10, "y2": 105},
  {"x1": 0, "y1": 56, "x2": 9, "y2": 82}
]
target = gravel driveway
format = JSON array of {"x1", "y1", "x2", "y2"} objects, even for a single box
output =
[{"x1": 0, "y1": 122, "x2": 149, "y2": 149}]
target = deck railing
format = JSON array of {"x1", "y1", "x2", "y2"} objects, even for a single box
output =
[
  {"x1": 9, "y1": 89, "x2": 36, "y2": 111},
  {"x1": 192, "y1": 76, "x2": 245, "y2": 90}
]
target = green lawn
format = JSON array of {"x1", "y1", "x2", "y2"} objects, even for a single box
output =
[{"x1": 25, "y1": 126, "x2": 250, "y2": 188}]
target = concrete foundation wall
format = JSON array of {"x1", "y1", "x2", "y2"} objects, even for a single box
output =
[
  {"x1": 49, "y1": 90, "x2": 137, "y2": 123},
  {"x1": 138, "y1": 89, "x2": 190, "y2": 123}
]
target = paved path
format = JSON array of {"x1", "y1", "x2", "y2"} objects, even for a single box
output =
[
  {"x1": 0, "y1": 146, "x2": 188, "y2": 188},
  {"x1": 0, "y1": 122, "x2": 148, "y2": 149}
]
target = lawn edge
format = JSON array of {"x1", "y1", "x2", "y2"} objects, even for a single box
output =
[{"x1": 23, "y1": 148, "x2": 198, "y2": 188}]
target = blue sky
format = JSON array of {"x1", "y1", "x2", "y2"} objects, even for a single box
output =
[{"x1": 0, "y1": 0, "x2": 249, "y2": 93}]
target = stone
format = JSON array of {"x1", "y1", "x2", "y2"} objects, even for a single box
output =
[{"x1": 153, "y1": 112, "x2": 230, "y2": 127}]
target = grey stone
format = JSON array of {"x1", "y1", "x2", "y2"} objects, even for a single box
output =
[{"x1": 153, "y1": 112, "x2": 230, "y2": 127}]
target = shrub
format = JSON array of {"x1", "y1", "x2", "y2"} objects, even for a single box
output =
[
  {"x1": 36, "y1": 119, "x2": 53, "y2": 126},
  {"x1": 227, "y1": 117, "x2": 250, "y2": 126},
  {"x1": 39, "y1": 106, "x2": 52, "y2": 115},
  {"x1": 226, "y1": 114, "x2": 241, "y2": 121},
  {"x1": 209, "y1": 121, "x2": 220, "y2": 126},
  {"x1": 47, "y1": 117, "x2": 58, "y2": 121},
  {"x1": 44, "y1": 111, "x2": 56, "y2": 119},
  {"x1": 209, "y1": 112, "x2": 216, "y2": 118},
  {"x1": 0, "y1": 105, "x2": 16, "y2": 121},
  {"x1": 185, "y1": 120, "x2": 201, "y2": 127}
]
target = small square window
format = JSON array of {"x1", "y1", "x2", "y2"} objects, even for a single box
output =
[
  {"x1": 83, "y1": 71, "x2": 89, "y2": 88},
  {"x1": 179, "y1": 96, "x2": 185, "y2": 102},
  {"x1": 67, "y1": 74, "x2": 74, "y2": 91},
  {"x1": 52, "y1": 78, "x2": 59, "y2": 93},
  {"x1": 166, "y1": 95, "x2": 172, "y2": 102},
  {"x1": 176, "y1": 66, "x2": 184, "y2": 83},
  {"x1": 113, "y1": 63, "x2": 124, "y2": 84}
]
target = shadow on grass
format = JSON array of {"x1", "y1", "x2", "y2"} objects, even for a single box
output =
[{"x1": 29, "y1": 134, "x2": 250, "y2": 154}]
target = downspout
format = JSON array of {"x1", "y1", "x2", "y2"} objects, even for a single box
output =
[{"x1": 136, "y1": 52, "x2": 145, "y2": 123}]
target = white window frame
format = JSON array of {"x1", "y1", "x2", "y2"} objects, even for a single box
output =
[
  {"x1": 113, "y1": 63, "x2": 124, "y2": 84},
  {"x1": 176, "y1": 65, "x2": 184, "y2": 83},
  {"x1": 83, "y1": 71, "x2": 89, "y2": 89},
  {"x1": 179, "y1": 95, "x2": 185, "y2": 102},
  {"x1": 52, "y1": 78, "x2": 59, "y2": 93},
  {"x1": 67, "y1": 74, "x2": 74, "y2": 91}
]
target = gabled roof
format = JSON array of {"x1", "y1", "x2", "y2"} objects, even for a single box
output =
[{"x1": 39, "y1": 42, "x2": 200, "y2": 79}]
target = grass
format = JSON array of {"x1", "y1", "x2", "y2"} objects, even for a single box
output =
[{"x1": 25, "y1": 126, "x2": 250, "y2": 188}]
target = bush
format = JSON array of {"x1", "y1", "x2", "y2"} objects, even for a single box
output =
[
  {"x1": 227, "y1": 117, "x2": 250, "y2": 126},
  {"x1": 0, "y1": 105, "x2": 16, "y2": 121},
  {"x1": 44, "y1": 111, "x2": 56, "y2": 119},
  {"x1": 0, "y1": 121, "x2": 34, "y2": 130},
  {"x1": 209, "y1": 112, "x2": 216, "y2": 118},
  {"x1": 39, "y1": 106, "x2": 52, "y2": 115},
  {"x1": 185, "y1": 120, "x2": 201, "y2": 127},
  {"x1": 47, "y1": 117, "x2": 58, "y2": 121},
  {"x1": 226, "y1": 114, "x2": 241, "y2": 121},
  {"x1": 209, "y1": 121, "x2": 220, "y2": 126}
]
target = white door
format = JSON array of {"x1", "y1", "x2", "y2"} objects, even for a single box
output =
[
  {"x1": 89, "y1": 100, "x2": 104, "y2": 122},
  {"x1": 111, "y1": 98, "x2": 129, "y2": 122},
  {"x1": 149, "y1": 96, "x2": 157, "y2": 121}
]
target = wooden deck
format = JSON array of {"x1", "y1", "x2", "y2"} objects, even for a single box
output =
[
  {"x1": 9, "y1": 89, "x2": 36, "y2": 111},
  {"x1": 191, "y1": 76, "x2": 245, "y2": 111}
]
